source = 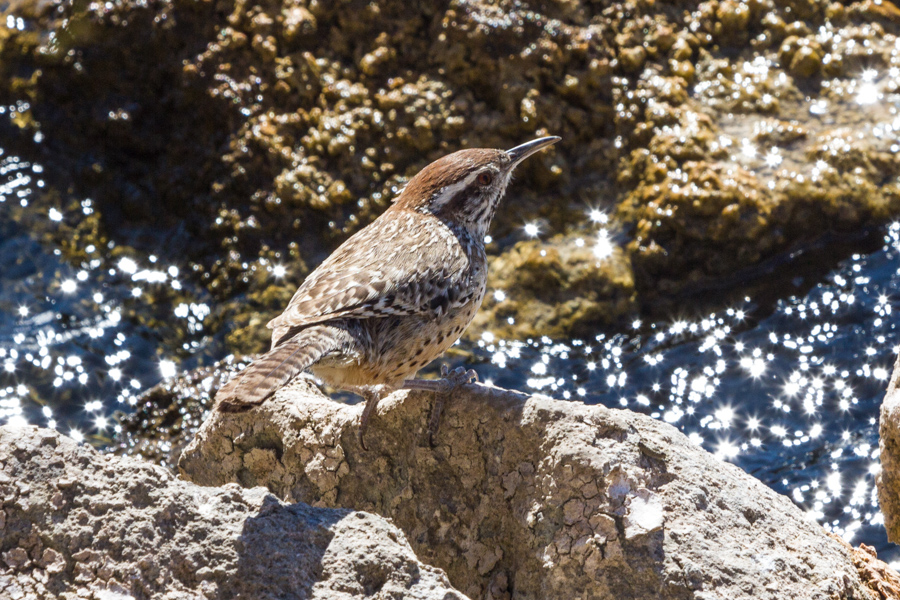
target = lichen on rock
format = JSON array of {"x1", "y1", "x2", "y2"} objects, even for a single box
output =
[{"x1": 3, "y1": 0, "x2": 900, "y2": 348}]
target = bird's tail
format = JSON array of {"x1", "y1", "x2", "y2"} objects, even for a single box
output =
[{"x1": 214, "y1": 326, "x2": 340, "y2": 413}]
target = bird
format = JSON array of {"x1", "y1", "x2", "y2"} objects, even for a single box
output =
[{"x1": 214, "y1": 136, "x2": 561, "y2": 449}]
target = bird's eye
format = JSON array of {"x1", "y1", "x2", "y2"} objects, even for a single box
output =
[{"x1": 477, "y1": 172, "x2": 493, "y2": 186}]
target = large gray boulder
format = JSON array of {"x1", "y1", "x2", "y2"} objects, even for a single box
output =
[
  {"x1": 0, "y1": 425, "x2": 466, "y2": 599},
  {"x1": 180, "y1": 378, "x2": 880, "y2": 600}
]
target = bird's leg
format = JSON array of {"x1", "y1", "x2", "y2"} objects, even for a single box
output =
[
  {"x1": 427, "y1": 365, "x2": 453, "y2": 447},
  {"x1": 402, "y1": 366, "x2": 477, "y2": 446},
  {"x1": 357, "y1": 387, "x2": 383, "y2": 451}
]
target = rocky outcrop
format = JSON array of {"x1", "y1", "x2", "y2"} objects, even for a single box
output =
[
  {"x1": 5, "y1": 0, "x2": 900, "y2": 350},
  {"x1": 0, "y1": 425, "x2": 466, "y2": 599},
  {"x1": 830, "y1": 534, "x2": 900, "y2": 600},
  {"x1": 878, "y1": 354, "x2": 900, "y2": 543},
  {"x1": 180, "y1": 378, "x2": 881, "y2": 600}
]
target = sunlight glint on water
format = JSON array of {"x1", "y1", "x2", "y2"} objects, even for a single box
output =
[{"x1": 470, "y1": 223, "x2": 900, "y2": 563}]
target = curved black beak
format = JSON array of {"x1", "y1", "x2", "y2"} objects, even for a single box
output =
[{"x1": 506, "y1": 136, "x2": 561, "y2": 167}]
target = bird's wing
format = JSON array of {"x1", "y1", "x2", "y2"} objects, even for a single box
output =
[{"x1": 267, "y1": 210, "x2": 470, "y2": 335}]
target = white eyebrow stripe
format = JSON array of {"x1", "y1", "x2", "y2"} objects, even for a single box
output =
[{"x1": 430, "y1": 170, "x2": 482, "y2": 208}]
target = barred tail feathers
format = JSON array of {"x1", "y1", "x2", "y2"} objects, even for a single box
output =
[{"x1": 214, "y1": 327, "x2": 338, "y2": 412}]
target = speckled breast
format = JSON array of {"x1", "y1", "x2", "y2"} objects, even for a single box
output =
[
  {"x1": 310, "y1": 268, "x2": 487, "y2": 390},
  {"x1": 366, "y1": 279, "x2": 487, "y2": 385}
]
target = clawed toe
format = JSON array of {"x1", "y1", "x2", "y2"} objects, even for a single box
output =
[
  {"x1": 401, "y1": 367, "x2": 478, "y2": 446},
  {"x1": 444, "y1": 366, "x2": 478, "y2": 387},
  {"x1": 358, "y1": 429, "x2": 369, "y2": 451},
  {"x1": 358, "y1": 390, "x2": 382, "y2": 451}
]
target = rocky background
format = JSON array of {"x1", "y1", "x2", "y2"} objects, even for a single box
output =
[{"x1": 1, "y1": 0, "x2": 899, "y2": 352}]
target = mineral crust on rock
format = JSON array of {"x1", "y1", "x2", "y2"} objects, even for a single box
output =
[
  {"x1": 180, "y1": 378, "x2": 880, "y2": 600},
  {"x1": 0, "y1": 425, "x2": 466, "y2": 599},
  {"x1": 4, "y1": 0, "x2": 900, "y2": 348}
]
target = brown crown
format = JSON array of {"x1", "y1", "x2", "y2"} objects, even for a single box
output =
[{"x1": 393, "y1": 148, "x2": 506, "y2": 210}]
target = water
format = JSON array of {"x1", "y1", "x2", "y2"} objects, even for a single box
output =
[
  {"x1": 1, "y1": 141, "x2": 899, "y2": 562},
  {"x1": 469, "y1": 222, "x2": 900, "y2": 562},
  {"x1": 0, "y1": 150, "x2": 221, "y2": 443}
]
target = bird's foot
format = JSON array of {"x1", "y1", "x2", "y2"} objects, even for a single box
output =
[
  {"x1": 402, "y1": 366, "x2": 478, "y2": 394},
  {"x1": 403, "y1": 366, "x2": 477, "y2": 446},
  {"x1": 440, "y1": 364, "x2": 479, "y2": 388}
]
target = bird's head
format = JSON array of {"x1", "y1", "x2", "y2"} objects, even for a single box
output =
[{"x1": 393, "y1": 136, "x2": 560, "y2": 239}]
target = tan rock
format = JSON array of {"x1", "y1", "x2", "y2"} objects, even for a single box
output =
[
  {"x1": 878, "y1": 354, "x2": 900, "y2": 543},
  {"x1": 0, "y1": 425, "x2": 465, "y2": 599},
  {"x1": 181, "y1": 378, "x2": 880, "y2": 599}
]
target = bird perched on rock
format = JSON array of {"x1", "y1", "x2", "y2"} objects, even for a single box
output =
[{"x1": 214, "y1": 136, "x2": 560, "y2": 448}]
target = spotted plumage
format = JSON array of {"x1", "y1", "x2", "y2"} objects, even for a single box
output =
[{"x1": 214, "y1": 137, "x2": 561, "y2": 447}]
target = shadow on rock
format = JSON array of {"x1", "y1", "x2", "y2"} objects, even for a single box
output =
[
  {"x1": 233, "y1": 494, "x2": 344, "y2": 598},
  {"x1": 0, "y1": 425, "x2": 465, "y2": 599},
  {"x1": 179, "y1": 378, "x2": 887, "y2": 599}
]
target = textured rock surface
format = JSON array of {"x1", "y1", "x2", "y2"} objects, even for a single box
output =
[
  {"x1": 878, "y1": 354, "x2": 900, "y2": 543},
  {"x1": 829, "y1": 533, "x2": 900, "y2": 600},
  {"x1": 181, "y1": 378, "x2": 878, "y2": 599},
  {"x1": 0, "y1": 425, "x2": 466, "y2": 599}
]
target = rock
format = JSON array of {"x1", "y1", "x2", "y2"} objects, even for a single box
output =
[
  {"x1": 0, "y1": 425, "x2": 466, "y2": 599},
  {"x1": 878, "y1": 354, "x2": 900, "y2": 543},
  {"x1": 829, "y1": 533, "x2": 900, "y2": 600},
  {"x1": 789, "y1": 44, "x2": 823, "y2": 78},
  {"x1": 180, "y1": 378, "x2": 881, "y2": 599},
  {"x1": 472, "y1": 234, "x2": 636, "y2": 339},
  {"x1": 618, "y1": 46, "x2": 646, "y2": 73},
  {"x1": 779, "y1": 36, "x2": 825, "y2": 78},
  {"x1": 715, "y1": 0, "x2": 751, "y2": 36}
]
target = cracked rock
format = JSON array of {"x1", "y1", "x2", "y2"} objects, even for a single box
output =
[
  {"x1": 180, "y1": 378, "x2": 882, "y2": 599},
  {"x1": 0, "y1": 425, "x2": 465, "y2": 599}
]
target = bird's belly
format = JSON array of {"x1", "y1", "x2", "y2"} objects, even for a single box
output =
[
  {"x1": 310, "y1": 292, "x2": 484, "y2": 389},
  {"x1": 375, "y1": 310, "x2": 475, "y2": 381}
]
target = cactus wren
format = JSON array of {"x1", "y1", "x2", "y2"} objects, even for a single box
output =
[{"x1": 215, "y1": 136, "x2": 560, "y2": 448}]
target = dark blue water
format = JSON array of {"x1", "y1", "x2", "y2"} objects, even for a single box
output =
[
  {"x1": 1, "y1": 145, "x2": 898, "y2": 564},
  {"x1": 0, "y1": 150, "x2": 219, "y2": 442},
  {"x1": 471, "y1": 223, "x2": 900, "y2": 562}
]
